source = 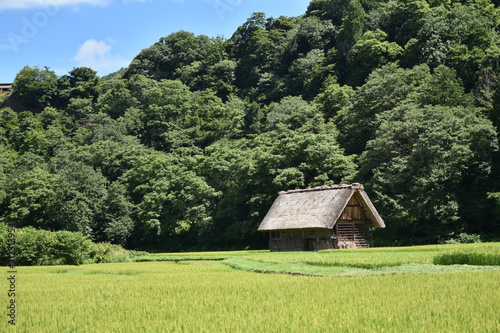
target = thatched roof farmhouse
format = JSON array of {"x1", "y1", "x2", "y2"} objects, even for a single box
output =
[{"x1": 258, "y1": 183, "x2": 385, "y2": 251}]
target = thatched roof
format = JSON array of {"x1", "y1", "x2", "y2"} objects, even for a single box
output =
[{"x1": 258, "y1": 183, "x2": 385, "y2": 231}]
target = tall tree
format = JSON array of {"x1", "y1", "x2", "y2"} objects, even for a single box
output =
[
  {"x1": 122, "y1": 152, "x2": 219, "y2": 249},
  {"x1": 358, "y1": 104, "x2": 498, "y2": 243},
  {"x1": 13, "y1": 66, "x2": 58, "y2": 108}
]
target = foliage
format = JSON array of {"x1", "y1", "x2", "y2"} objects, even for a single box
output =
[
  {"x1": 88, "y1": 242, "x2": 132, "y2": 263},
  {"x1": 122, "y1": 152, "x2": 220, "y2": 249},
  {"x1": 443, "y1": 233, "x2": 482, "y2": 244},
  {"x1": 0, "y1": 223, "x2": 135, "y2": 265},
  {"x1": 0, "y1": 224, "x2": 92, "y2": 265},
  {"x1": 2, "y1": 0, "x2": 500, "y2": 250},
  {"x1": 13, "y1": 66, "x2": 57, "y2": 108},
  {"x1": 358, "y1": 104, "x2": 497, "y2": 243}
]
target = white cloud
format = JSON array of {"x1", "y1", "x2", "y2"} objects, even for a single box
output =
[
  {"x1": 73, "y1": 39, "x2": 130, "y2": 74},
  {"x1": 0, "y1": 44, "x2": 18, "y2": 51},
  {"x1": 0, "y1": 0, "x2": 147, "y2": 11}
]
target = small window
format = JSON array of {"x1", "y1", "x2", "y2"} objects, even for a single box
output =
[{"x1": 270, "y1": 231, "x2": 281, "y2": 240}]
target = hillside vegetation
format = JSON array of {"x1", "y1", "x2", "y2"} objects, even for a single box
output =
[{"x1": 1, "y1": 0, "x2": 500, "y2": 251}]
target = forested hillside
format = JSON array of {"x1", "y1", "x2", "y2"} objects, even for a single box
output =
[{"x1": 1, "y1": 0, "x2": 500, "y2": 250}]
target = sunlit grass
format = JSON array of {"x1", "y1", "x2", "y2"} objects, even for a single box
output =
[
  {"x1": 243, "y1": 243, "x2": 500, "y2": 269},
  {"x1": 434, "y1": 250, "x2": 500, "y2": 266},
  {"x1": 134, "y1": 250, "x2": 266, "y2": 262},
  {"x1": 2, "y1": 243, "x2": 500, "y2": 332},
  {"x1": 2, "y1": 261, "x2": 499, "y2": 332}
]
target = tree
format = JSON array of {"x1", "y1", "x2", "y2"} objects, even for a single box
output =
[
  {"x1": 51, "y1": 161, "x2": 108, "y2": 237},
  {"x1": 66, "y1": 98, "x2": 95, "y2": 124},
  {"x1": 358, "y1": 104, "x2": 498, "y2": 243},
  {"x1": 96, "y1": 78, "x2": 137, "y2": 119},
  {"x1": 13, "y1": 66, "x2": 58, "y2": 108},
  {"x1": 401, "y1": 1, "x2": 500, "y2": 96},
  {"x1": 285, "y1": 16, "x2": 336, "y2": 57},
  {"x1": 11, "y1": 111, "x2": 54, "y2": 156},
  {"x1": 122, "y1": 152, "x2": 220, "y2": 249},
  {"x1": 4, "y1": 168, "x2": 58, "y2": 229},
  {"x1": 95, "y1": 181, "x2": 134, "y2": 245},
  {"x1": 58, "y1": 67, "x2": 100, "y2": 103},
  {"x1": 0, "y1": 108, "x2": 19, "y2": 146},
  {"x1": 314, "y1": 76, "x2": 354, "y2": 119},
  {"x1": 232, "y1": 16, "x2": 291, "y2": 99},
  {"x1": 287, "y1": 49, "x2": 330, "y2": 97},
  {"x1": 306, "y1": 0, "x2": 353, "y2": 25},
  {"x1": 82, "y1": 113, "x2": 125, "y2": 144},
  {"x1": 414, "y1": 65, "x2": 474, "y2": 107},
  {"x1": 53, "y1": 138, "x2": 149, "y2": 182},
  {"x1": 228, "y1": 12, "x2": 268, "y2": 59},
  {"x1": 139, "y1": 79, "x2": 193, "y2": 150},
  {"x1": 336, "y1": 63, "x2": 432, "y2": 154},
  {"x1": 336, "y1": 0, "x2": 366, "y2": 57},
  {"x1": 187, "y1": 91, "x2": 245, "y2": 146},
  {"x1": 346, "y1": 29, "x2": 403, "y2": 86},
  {"x1": 336, "y1": 63, "x2": 473, "y2": 154},
  {"x1": 0, "y1": 145, "x2": 18, "y2": 220},
  {"x1": 125, "y1": 31, "x2": 217, "y2": 81},
  {"x1": 265, "y1": 96, "x2": 318, "y2": 130}
]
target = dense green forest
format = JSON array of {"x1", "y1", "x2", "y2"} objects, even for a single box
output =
[{"x1": 1, "y1": 0, "x2": 500, "y2": 251}]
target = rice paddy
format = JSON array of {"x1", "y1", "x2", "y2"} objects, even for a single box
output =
[{"x1": 2, "y1": 243, "x2": 500, "y2": 332}]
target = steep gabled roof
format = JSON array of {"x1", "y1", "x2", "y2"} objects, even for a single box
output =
[{"x1": 258, "y1": 183, "x2": 385, "y2": 231}]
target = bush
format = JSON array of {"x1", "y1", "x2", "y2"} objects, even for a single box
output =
[
  {"x1": 434, "y1": 252, "x2": 500, "y2": 266},
  {"x1": 129, "y1": 250, "x2": 151, "y2": 258},
  {"x1": 0, "y1": 223, "x2": 133, "y2": 266},
  {"x1": 4, "y1": 226, "x2": 93, "y2": 265},
  {"x1": 443, "y1": 233, "x2": 482, "y2": 244},
  {"x1": 53, "y1": 230, "x2": 93, "y2": 265},
  {"x1": 88, "y1": 242, "x2": 131, "y2": 263}
]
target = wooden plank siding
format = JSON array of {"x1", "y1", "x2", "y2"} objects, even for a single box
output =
[
  {"x1": 336, "y1": 195, "x2": 372, "y2": 248},
  {"x1": 339, "y1": 195, "x2": 368, "y2": 221},
  {"x1": 269, "y1": 229, "x2": 334, "y2": 252}
]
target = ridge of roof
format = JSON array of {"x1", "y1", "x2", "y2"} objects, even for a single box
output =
[{"x1": 278, "y1": 183, "x2": 364, "y2": 195}]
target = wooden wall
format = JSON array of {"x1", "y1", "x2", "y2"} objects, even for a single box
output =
[
  {"x1": 268, "y1": 223, "x2": 373, "y2": 251},
  {"x1": 269, "y1": 229, "x2": 333, "y2": 252},
  {"x1": 267, "y1": 194, "x2": 375, "y2": 251},
  {"x1": 335, "y1": 221, "x2": 371, "y2": 249}
]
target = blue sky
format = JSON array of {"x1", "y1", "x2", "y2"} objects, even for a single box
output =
[{"x1": 0, "y1": 0, "x2": 311, "y2": 82}]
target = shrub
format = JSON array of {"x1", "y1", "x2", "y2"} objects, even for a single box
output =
[
  {"x1": 129, "y1": 250, "x2": 151, "y2": 258},
  {"x1": 443, "y1": 233, "x2": 482, "y2": 244},
  {"x1": 53, "y1": 230, "x2": 93, "y2": 265},
  {"x1": 88, "y1": 242, "x2": 131, "y2": 263},
  {"x1": 0, "y1": 223, "x2": 133, "y2": 266}
]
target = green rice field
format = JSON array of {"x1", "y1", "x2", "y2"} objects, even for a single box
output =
[{"x1": 2, "y1": 243, "x2": 500, "y2": 332}]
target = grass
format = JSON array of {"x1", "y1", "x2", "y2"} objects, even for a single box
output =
[
  {"x1": 434, "y1": 250, "x2": 500, "y2": 266},
  {"x1": 3, "y1": 261, "x2": 499, "y2": 332},
  {"x1": 238, "y1": 243, "x2": 500, "y2": 269},
  {"x1": 223, "y1": 258, "x2": 500, "y2": 277},
  {"x1": 133, "y1": 250, "x2": 266, "y2": 262},
  {"x1": 2, "y1": 243, "x2": 500, "y2": 332},
  {"x1": 222, "y1": 257, "x2": 363, "y2": 276}
]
